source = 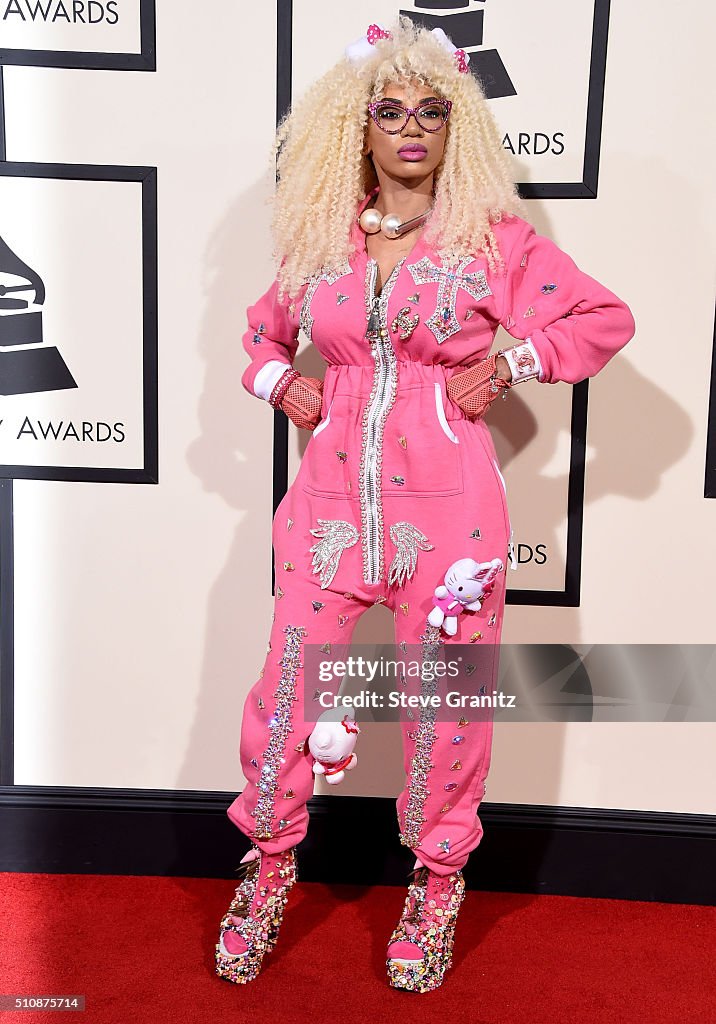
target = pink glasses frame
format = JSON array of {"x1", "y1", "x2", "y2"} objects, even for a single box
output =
[{"x1": 367, "y1": 98, "x2": 453, "y2": 135}]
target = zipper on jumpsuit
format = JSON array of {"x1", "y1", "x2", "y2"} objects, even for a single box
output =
[{"x1": 361, "y1": 257, "x2": 404, "y2": 586}]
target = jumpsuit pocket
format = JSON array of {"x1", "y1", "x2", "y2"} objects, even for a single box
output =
[
  {"x1": 312, "y1": 398, "x2": 334, "y2": 438},
  {"x1": 382, "y1": 382, "x2": 464, "y2": 496},
  {"x1": 472, "y1": 424, "x2": 512, "y2": 540},
  {"x1": 493, "y1": 458, "x2": 508, "y2": 500},
  {"x1": 433, "y1": 381, "x2": 460, "y2": 444},
  {"x1": 491, "y1": 455, "x2": 516, "y2": 566},
  {"x1": 302, "y1": 393, "x2": 360, "y2": 499}
]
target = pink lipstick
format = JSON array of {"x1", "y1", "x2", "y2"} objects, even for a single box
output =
[{"x1": 398, "y1": 143, "x2": 428, "y2": 162}]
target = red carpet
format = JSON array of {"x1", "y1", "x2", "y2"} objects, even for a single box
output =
[{"x1": 1, "y1": 873, "x2": 714, "y2": 1024}]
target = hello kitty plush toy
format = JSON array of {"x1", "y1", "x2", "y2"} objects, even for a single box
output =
[
  {"x1": 308, "y1": 712, "x2": 360, "y2": 785},
  {"x1": 428, "y1": 557, "x2": 504, "y2": 636}
]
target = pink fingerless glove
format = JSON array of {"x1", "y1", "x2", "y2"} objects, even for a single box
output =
[
  {"x1": 270, "y1": 369, "x2": 324, "y2": 431},
  {"x1": 446, "y1": 355, "x2": 513, "y2": 420}
]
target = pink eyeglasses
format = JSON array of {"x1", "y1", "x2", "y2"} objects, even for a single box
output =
[{"x1": 367, "y1": 98, "x2": 452, "y2": 135}]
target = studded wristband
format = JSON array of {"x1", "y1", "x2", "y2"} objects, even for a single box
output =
[
  {"x1": 497, "y1": 339, "x2": 542, "y2": 384},
  {"x1": 269, "y1": 367, "x2": 300, "y2": 410}
]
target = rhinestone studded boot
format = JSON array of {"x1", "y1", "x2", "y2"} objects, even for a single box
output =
[
  {"x1": 215, "y1": 843, "x2": 298, "y2": 984},
  {"x1": 386, "y1": 864, "x2": 466, "y2": 993}
]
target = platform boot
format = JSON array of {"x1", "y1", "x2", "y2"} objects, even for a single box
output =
[
  {"x1": 215, "y1": 843, "x2": 298, "y2": 984},
  {"x1": 386, "y1": 863, "x2": 466, "y2": 993}
]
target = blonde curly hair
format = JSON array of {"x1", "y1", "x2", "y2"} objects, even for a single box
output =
[{"x1": 268, "y1": 15, "x2": 527, "y2": 301}]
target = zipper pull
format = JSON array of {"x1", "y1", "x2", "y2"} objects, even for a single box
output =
[{"x1": 366, "y1": 296, "x2": 380, "y2": 340}]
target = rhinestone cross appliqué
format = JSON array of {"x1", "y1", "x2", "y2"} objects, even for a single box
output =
[{"x1": 406, "y1": 256, "x2": 492, "y2": 345}]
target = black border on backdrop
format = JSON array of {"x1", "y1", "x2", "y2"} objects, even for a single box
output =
[
  {"x1": 705, "y1": 301, "x2": 716, "y2": 498},
  {"x1": 0, "y1": 785, "x2": 714, "y2": 905},
  {"x1": 0, "y1": 478, "x2": 12, "y2": 787},
  {"x1": 0, "y1": 67, "x2": 10, "y2": 787},
  {"x1": 0, "y1": 160, "x2": 158, "y2": 485},
  {"x1": 0, "y1": 0, "x2": 156, "y2": 71}
]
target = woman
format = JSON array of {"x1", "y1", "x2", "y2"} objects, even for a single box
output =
[{"x1": 215, "y1": 17, "x2": 635, "y2": 993}]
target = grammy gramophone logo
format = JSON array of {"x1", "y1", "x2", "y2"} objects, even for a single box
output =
[
  {"x1": 401, "y1": 0, "x2": 515, "y2": 100},
  {"x1": 0, "y1": 232, "x2": 77, "y2": 397}
]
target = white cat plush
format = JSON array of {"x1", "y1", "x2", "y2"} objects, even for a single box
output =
[
  {"x1": 428, "y1": 557, "x2": 504, "y2": 636},
  {"x1": 308, "y1": 712, "x2": 360, "y2": 785}
]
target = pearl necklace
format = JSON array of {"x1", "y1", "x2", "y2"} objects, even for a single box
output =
[{"x1": 358, "y1": 203, "x2": 433, "y2": 239}]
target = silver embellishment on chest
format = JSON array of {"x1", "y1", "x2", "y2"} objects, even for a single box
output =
[
  {"x1": 406, "y1": 256, "x2": 492, "y2": 345},
  {"x1": 299, "y1": 261, "x2": 353, "y2": 341},
  {"x1": 308, "y1": 518, "x2": 359, "y2": 589}
]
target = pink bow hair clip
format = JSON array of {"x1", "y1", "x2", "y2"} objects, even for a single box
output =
[
  {"x1": 367, "y1": 23, "x2": 391, "y2": 45},
  {"x1": 454, "y1": 48, "x2": 469, "y2": 74},
  {"x1": 345, "y1": 22, "x2": 471, "y2": 74}
]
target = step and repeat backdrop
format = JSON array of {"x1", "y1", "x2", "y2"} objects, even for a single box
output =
[{"x1": 1, "y1": 0, "x2": 714, "y2": 815}]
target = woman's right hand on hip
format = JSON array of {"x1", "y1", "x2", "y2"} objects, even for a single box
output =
[{"x1": 280, "y1": 375, "x2": 325, "y2": 431}]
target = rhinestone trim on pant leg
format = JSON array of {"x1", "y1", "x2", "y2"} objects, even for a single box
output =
[
  {"x1": 250, "y1": 624, "x2": 306, "y2": 840},
  {"x1": 399, "y1": 623, "x2": 443, "y2": 849}
]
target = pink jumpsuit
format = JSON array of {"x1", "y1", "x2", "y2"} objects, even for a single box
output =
[{"x1": 227, "y1": 187, "x2": 636, "y2": 875}]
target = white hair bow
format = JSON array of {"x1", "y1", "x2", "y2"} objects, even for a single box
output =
[{"x1": 345, "y1": 22, "x2": 470, "y2": 73}]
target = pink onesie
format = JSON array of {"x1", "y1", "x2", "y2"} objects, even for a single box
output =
[{"x1": 226, "y1": 185, "x2": 636, "y2": 874}]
